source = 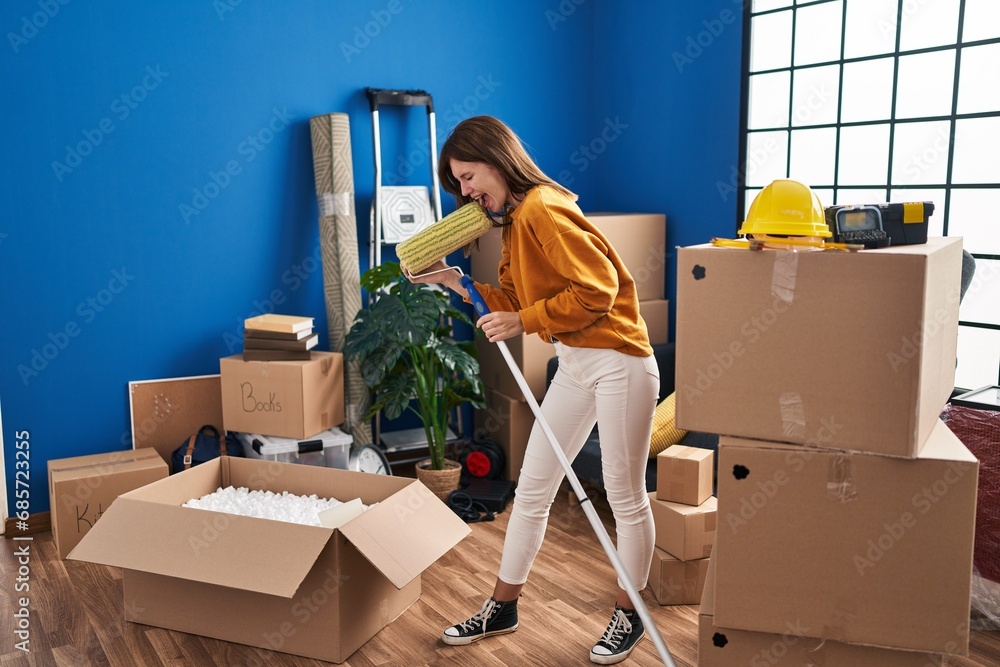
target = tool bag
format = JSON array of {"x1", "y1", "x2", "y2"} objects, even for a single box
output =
[{"x1": 171, "y1": 425, "x2": 242, "y2": 474}]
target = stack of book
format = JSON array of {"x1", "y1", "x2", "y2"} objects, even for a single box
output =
[{"x1": 243, "y1": 314, "x2": 317, "y2": 361}]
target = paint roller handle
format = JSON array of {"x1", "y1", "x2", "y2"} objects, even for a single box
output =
[{"x1": 460, "y1": 276, "x2": 491, "y2": 318}]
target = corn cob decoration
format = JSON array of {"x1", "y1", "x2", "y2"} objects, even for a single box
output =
[{"x1": 396, "y1": 203, "x2": 493, "y2": 273}]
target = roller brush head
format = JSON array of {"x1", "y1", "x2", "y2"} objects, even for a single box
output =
[{"x1": 396, "y1": 202, "x2": 493, "y2": 273}]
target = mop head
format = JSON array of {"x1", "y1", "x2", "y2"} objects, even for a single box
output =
[{"x1": 396, "y1": 203, "x2": 493, "y2": 273}]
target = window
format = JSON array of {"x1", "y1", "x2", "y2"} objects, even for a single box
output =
[{"x1": 739, "y1": 0, "x2": 1000, "y2": 390}]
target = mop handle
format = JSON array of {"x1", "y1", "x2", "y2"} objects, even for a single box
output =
[{"x1": 459, "y1": 276, "x2": 677, "y2": 667}]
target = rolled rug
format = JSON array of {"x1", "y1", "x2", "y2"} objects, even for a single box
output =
[{"x1": 309, "y1": 112, "x2": 371, "y2": 444}]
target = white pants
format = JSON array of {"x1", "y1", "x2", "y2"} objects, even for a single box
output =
[{"x1": 497, "y1": 343, "x2": 660, "y2": 591}]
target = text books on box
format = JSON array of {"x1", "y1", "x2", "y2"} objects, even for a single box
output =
[
  {"x1": 674, "y1": 236, "x2": 977, "y2": 660},
  {"x1": 243, "y1": 314, "x2": 317, "y2": 361}
]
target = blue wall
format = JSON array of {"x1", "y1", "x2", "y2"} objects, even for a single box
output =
[{"x1": 1, "y1": 0, "x2": 740, "y2": 515}]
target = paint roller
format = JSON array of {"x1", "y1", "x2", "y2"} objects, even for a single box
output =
[
  {"x1": 397, "y1": 203, "x2": 679, "y2": 667},
  {"x1": 396, "y1": 202, "x2": 494, "y2": 275}
]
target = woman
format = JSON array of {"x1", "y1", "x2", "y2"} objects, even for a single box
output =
[{"x1": 405, "y1": 116, "x2": 659, "y2": 665}]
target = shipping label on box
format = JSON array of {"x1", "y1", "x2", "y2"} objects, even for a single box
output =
[
  {"x1": 648, "y1": 493, "x2": 716, "y2": 561},
  {"x1": 648, "y1": 547, "x2": 708, "y2": 605},
  {"x1": 656, "y1": 444, "x2": 713, "y2": 506},
  {"x1": 675, "y1": 237, "x2": 962, "y2": 458},
  {"x1": 714, "y1": 420, "x2": 977, "y2": 655},
  {"x1": 220, "y1": 351, "x2": 344, "y2": 439},
  {"x1": 69, "y1": 457, "x2": 471, "y2": 664},
  {"x1": 699, "y1": 556, "x2": 942, "y2": 667},
  {"x1": 48, "y1": 448, "x2": 168, "y2": 559}
]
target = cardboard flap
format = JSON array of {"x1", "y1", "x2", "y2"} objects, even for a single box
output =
[
  {"x1": 68, "y1": 497, "x2": 332, "y2": 598},
  {"x1": 339, "y1": 481, "x2": 471, "y2": 589}
]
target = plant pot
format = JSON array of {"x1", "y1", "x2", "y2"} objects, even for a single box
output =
[{"x1": 415, "y1": 459, "x2": 462, "y2": 502}]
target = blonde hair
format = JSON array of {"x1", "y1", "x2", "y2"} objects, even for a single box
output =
[{"x1": 438, "y1": 116, "x2": 577, "y2": 213}]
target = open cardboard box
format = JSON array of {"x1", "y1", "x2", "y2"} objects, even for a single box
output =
[
  {"x1": 69, "y1": 457, "x2": 470, "y2": 663},
  {"x1": 714, "y1": 419, "x2": 976, "y2": 655}
]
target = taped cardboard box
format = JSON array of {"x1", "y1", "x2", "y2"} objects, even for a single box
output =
[
  {"x1": 220, "y1": 351, "x2": 344, "y2": 440},
  {"x1": 675, "y1": 237, "x2": 962, "y2": 458},
  {"x1": 699, "y1": 555, "x2": 942, "y2": 666},
  {"x1": 475, "y1": 332, "x2": 554, "y2": 403},
  {"x1": 656, "y1": 444, "x2": 713, "y2": 506},
  {"x1": 648, "y1": 493, "x2": 716, "y2": 561},
  {"x1": 647, "y1": 547, "x2": 708, "y2": 606},
  {"x1": 715, "y1": 419, "x2": 977, "y2": 655},
  {"x1": 48, "y1": 448, "x2": 168, "y2": 559},
  {"x1": 68, "y1": 457, "x2": 470, "y2": 663},
  {"x1": 475, "y1": 386, "x2": 532, "y2": 481}
]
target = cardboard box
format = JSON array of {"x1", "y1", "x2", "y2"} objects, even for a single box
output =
[
  {"x1": 475, "y1": 332, "x2": 554, "y2": 403},
  {"x1": 648, "y1": 493, "x2": 716, "y2": 561},
  {"x1": 220, "y1": 351, "x2": 344, "y2": 440},
  {"x1": 699, "y1": 556, "x2": 942, "y2": 666},
  {"x1": 48, "y1": 449, "x2": 168, "y2": 559},
  {"x1": 715, "y1": 420, "x2": 977, "y2": 654},
  {"x1": 640, "y1": 299, "x2": 669, "y2": 346},
  {"x1": 128, "y1": 374, "x2": 224, "y2": 464},
  {"x1": 647, "y1": 547, "x2": 709, "y2": 605},
  {"x1": 675, "y1": 237, "x2": 963, "y2": 458},
  {"x1": 656, "y1": 444, "x2": 713, "y2": 506},
  {"x1": 475, "y1": 387, "x2": 534, "y2": 480},
  {"x1": 69, "y1": 457, "x2": 470, "y2": 663},
  {"x1": 586, "y1": 213, "x2": 667, "y2": 301}
]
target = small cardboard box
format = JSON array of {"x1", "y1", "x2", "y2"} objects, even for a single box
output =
[
  {"x1": 475, "y1": 386, "x2": 534, "y2": 480},
  {"x1": 586, "y1": 213, "x2": 667, "y2": 302},
  {"x1": 675, "y1": 237, "x2": 963, "y2": 458},
  {"x1": 640, "y1": 299, "x2": 669, "y2": 346},
  {"x1": 69, "y1": 457, "x2": 470, "y2": 664},
  {"x1": 647, "y1": 547, "x2": 708, "y2": 606},
  {"x1": 220, "y1": 351, "x2": 344, "y2": 440},
  {"x1": 648, "y1": 493, "x2": 716, "y2": 561},
  {"x1": 715, "y1": 419, "x2": 977, "y2": 654},
  {"x1": 48, "y1": 449, "x2": 168, "y2": 559},
  {"x1": 699, "y1": 556, "x2": 942, "y2": 666},
  {"x1": 656, "y1": 444, "x2": 713, "y2": 506}
]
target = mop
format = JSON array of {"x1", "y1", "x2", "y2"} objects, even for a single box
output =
[{"x1": 397, "y1": 205, "x2": 678, "y2": 667}]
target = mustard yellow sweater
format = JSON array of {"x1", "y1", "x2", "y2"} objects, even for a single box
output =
[{"x1": 470, "y1": 185, "x2": 653, "y2": 358}]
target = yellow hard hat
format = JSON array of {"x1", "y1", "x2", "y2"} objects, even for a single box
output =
[{"x1": 739, "y1": 179, "x2": 831, "y2": 238}]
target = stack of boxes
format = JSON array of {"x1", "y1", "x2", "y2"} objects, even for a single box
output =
[
  {"x1": 675, "y1": 237, "x2": 977, "y2": 665},
  {"x1": 471, "y1": 213, "x2": 669, "y2": 480},
  {"x1": 220, "y1": 315, "x2": 348, "y2": 458},
  {"x1": 646, "y1": 444, "x2": 716, "y2": 605}
]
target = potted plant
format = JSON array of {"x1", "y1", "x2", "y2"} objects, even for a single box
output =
[{"x1": 344, "y1": 262, "x2": 485, "y2": 500}]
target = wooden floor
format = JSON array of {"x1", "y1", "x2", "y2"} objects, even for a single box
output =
[{"x1": 3, "y1": 490, "x2": 1000, "y2": 667}]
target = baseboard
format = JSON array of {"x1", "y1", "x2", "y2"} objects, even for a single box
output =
[{"x1": 4, "y1": 512, "x2": 51, "y2": 538}]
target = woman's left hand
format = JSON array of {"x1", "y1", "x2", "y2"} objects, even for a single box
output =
[{"x1": 476, "y1": 311, "x2": 525, "y2": 342}]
